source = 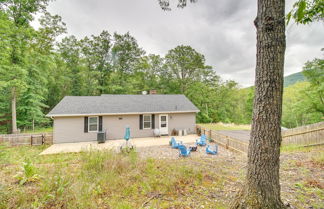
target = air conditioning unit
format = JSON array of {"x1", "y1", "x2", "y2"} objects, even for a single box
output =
[{"x1": 97, "y1": 131, "x2": 106, "y2": 143}]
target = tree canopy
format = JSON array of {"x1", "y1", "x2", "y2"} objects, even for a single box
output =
[{"x1": 0, "y1": 0, "x2": 322, "y2": 134}]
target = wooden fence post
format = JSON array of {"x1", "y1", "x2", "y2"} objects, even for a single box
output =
[{"x1": 30, "y1": 135, "x2": 33, "y2": 146}]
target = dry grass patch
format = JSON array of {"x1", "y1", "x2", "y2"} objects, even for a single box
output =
[
  {"x1": 0, "y1": 143, "x2": 323, "y2": 208},
  {"x1": 198, "y1": 122, "x2": 251, "y2": 131},
  {"x1": 0, "y1": 145, "x2": 229, "y2": 208}
]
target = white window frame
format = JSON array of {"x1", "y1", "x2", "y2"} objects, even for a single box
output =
[
  {"x1": 143, "y1": 114, "x2": 152, "y2": 129},
  {"x1": 88, "y1": 116, "x2": 98, "y2": 132}
]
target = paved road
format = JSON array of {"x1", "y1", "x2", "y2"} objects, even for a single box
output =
[{"x1": 215, "y1": 130, "x2": 250, "y2": 142}]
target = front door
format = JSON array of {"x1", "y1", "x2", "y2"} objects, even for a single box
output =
[{"x1": 159, "y1": 114, "x2": 168, "y2": 135}]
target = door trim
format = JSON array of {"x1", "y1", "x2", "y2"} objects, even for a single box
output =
[{"x1": 159, "y1": 114, "x2": 168, "y2": 135}]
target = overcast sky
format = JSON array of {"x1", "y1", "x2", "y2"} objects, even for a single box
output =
[{"x1": 46, "y1": 0, "x2": 324, "y2": 87}]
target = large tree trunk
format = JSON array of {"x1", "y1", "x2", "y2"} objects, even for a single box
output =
[
  {"x1": 231, "y1": 0, "x2": 286, "y2": 208},
  {"x1": 11, "y1": 87, "x2": 18, "y2": 134}
]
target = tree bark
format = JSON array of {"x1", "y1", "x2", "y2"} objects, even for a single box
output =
[
  {"x1": 231, "y1": 0, "x2": 286, "y2": 208},
  {"x1": 11, "y1": 87, "x2": 18, "y2": 134}
]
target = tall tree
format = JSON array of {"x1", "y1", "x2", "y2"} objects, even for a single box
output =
[
  {"x1": 131, "y1": 54, "x2": 164, "y2": 93},
  {"x1": 0, "y1": 11, "x2": 13, "y2": 133},
  {"x1": 157, "y1": 0, "x2": 287, "y2": 208},
  {"x1": 164, "y1": 45, "x2": 212, "y2": 93},
  {"x1": 232, "y1": 0, "x2": 286, "y2": 207},
  {"x1": 57, "y1": 36, "x2": 82, "y2": 96},
  {"x1": 110, "y1": 32, "x2": 145, "y2": 93},
  {"x1": 18, "y1": 12, "x2": 66, "y2": 130},
  {"x1": 0, "y1": 0, "x2": 50, "y2": 133},
  {"x1": 80, "y1": 31, "x2": 112, "y2": 94},
  {"x1": 112, "y1": 32, "x2": 145, "y2": 74}
]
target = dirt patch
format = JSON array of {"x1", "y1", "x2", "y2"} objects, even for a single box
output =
[
  {"x1": 137, "y1": 142, "x2": 244, "y2": 160},
  {"x1": 138, "y1": 145, "x2": 324, "y2": 208}
]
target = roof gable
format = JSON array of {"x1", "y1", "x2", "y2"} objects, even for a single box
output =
[{"x1": 47, "y1": 94, "x2": 199, "y2": 117}]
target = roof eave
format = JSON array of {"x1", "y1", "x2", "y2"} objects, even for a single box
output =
[{"x1": 46, "y1": 110, "x2": 200, "y2": 118}]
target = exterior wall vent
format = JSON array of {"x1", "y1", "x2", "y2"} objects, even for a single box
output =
[{"x1": 149, "y1": 90, "x2": 157, "y2": 94}]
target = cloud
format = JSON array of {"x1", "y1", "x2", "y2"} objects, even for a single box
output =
[{"x1": 47, "y1": 0, "x2": 324, "y2": 87}]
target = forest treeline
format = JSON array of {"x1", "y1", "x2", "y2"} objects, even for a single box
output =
[{"x1": 0, "y1": 1, "x2": 322, "y2": 133}]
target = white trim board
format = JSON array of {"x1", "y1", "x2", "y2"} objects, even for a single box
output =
[{"x1": 47, "y1": 110, "x2": 199, "y2": 118}]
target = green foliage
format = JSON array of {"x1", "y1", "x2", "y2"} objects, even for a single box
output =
[
  {"x1": 282, "y1": 57, "x2": 323, "y2": 128},
  {"x1": 0, "y1": 0, "x2": 321, "y2": 133},
  {"x1": 14, "y1": 160, "x2": 41, "y2": 185},
  {"x1": 40, "y1": 174, "x2": 71, "y2": 206},
  {"x1": 302, "y1": 58, "x2": 324, "y2": 114},
  {"x1": 1, "y1": 4, "x2": 256, "y2": 133},
  {"x1": 164, "y1": 45, "x2": 212, "y2": 93},
  {"x1": 282, "y1": 82, "x2": 323, "y2": 128},
  {"x1": 0, "y1": 0, "x2": 59, "y2": 133},
  {"x1": 21, "y1": 126, "x2": 52, "y2": 133},
  {"x1": 0, "y1": 0, "x2": 50, "y2": 26},
  {"x1": 287, "y1": 0, "x2": 324, "y2": 24},
  {"x1": 199, "y1": 123, "x2": 251, "y2": 131}
]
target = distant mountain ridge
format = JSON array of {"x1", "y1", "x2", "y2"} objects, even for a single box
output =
[
  {"x1": 284, "y1": 72, "x2": 306, "y2": 87},
  {"x1": 242, "y1": 71, "x2": 306, "y2": 89}
]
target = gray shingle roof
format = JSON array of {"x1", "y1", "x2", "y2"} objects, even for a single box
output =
[{"x1": 47, "y1": 94, "x2": 199, "y2": 116}]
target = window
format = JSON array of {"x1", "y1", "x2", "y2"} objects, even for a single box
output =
[
  {"x1": 143, "y1": 115, "x2": 151, "y2": 129},
  {"x1": 160, "y1": 116, "x2": 167, "y2": 127},
  {"x1": 88, "y1": 116, "x2": 98, "y2": 132}
]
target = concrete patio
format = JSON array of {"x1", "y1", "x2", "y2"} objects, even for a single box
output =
[{"x1": 40, "y1": 134, "x2": 199, "y2": 155}]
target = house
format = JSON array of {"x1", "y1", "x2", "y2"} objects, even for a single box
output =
[{"x1": 47, "y1": 94, "x2": 200, "y2": 143}]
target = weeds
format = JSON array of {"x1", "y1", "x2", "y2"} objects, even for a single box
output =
[
  {"x1": 281, "y1": 144, "x2": 323, "y2": 153},
  {"x1": 305, "y1": 178, "x2": 324, "y2": 189},
  {"x1": 1, "y1": 143, "x2": 323, "y2": 208},
  {"x1": 281, "y1": 144, "x2": 307, "y2": 152},
  {"x1": 311, "y1": 152, "x2": 324, "y2": 167},
  {"x1": 14, "y1": 160, "x2": 41, "y2": 185}
]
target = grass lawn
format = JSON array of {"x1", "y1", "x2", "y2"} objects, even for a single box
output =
[
  {"x1": 0, "y1": 143, "x2": 323, "y2": 208},
  {"x1": 198, "y1": 123, "x2": 251, "y2": 131},
  {"x1": 21, "y1": 127, "x2": 53, "y2": 134}
]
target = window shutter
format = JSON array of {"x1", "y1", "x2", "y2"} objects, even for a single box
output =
[
  {"x1": 99, "y1": 116, "x2": 103, "y2": 132},
  {"x1": 84, "y1": 117, "x2": 88, "y2": 133},
  {"x1": 139, "y1": 115, "x2": 143, "y2": 130},
  {"x1": 151, "y1": 114, "x2": 155, "y2": 129}
]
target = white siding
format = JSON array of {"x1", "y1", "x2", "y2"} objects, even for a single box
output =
[{"x1": 53, "y1": 113, "x2": 196, "y2": 143}]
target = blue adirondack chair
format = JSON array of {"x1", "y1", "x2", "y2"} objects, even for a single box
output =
[
  {"x1": 170, "y1": 137, "x2": 182, "y2": 149},
  {"x1": 206, "y1": 144, "x2": 218, "y2": 155},
  {"x1": 196, "y1": 134, "x2": 207, "y2": 146},
  {"x1": 178, "y1": 145, "x2": 191, "y2": 157}
]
